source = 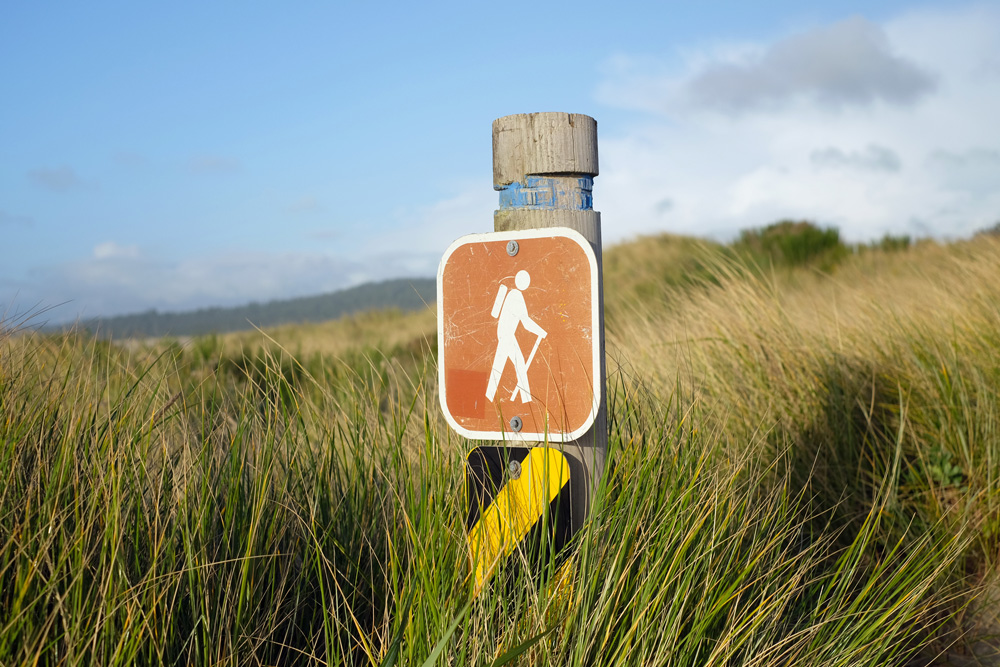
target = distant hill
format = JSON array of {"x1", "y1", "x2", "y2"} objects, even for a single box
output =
[
  {"x1": 67, "y1": 277, "x2": 436, "y2": 339},
  {"x1": 601, "y1": 220, "x2": 914, "y2": 323}
]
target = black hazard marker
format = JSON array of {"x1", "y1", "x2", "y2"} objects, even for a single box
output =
[{"x1": 466, "y1": 446, "x2": 572, "y2": 593}]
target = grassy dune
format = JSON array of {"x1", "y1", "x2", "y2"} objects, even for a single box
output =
[{"x1": 2, "y1": 227, "x2": 998, "y2": 665}]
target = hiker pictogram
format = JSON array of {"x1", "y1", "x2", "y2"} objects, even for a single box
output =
[
  {"x1": 437, "y1": 228, "x2": 599, "y2": 441},
  {"x1": 486, "y1": 270, "x2": 548, "y2": 404}
]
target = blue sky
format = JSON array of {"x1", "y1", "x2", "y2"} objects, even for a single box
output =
[{"x1": 2, "y1": 1, "x2": 998, "y2": 322}]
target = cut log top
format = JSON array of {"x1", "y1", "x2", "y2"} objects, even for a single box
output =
[{"x1": 492, "y1": 113, "x2": 599, "y2": 187}]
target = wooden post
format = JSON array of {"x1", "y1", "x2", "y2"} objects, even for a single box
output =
[{"x1": 492, "y1": 112, "x2": 606, "y2": 531}]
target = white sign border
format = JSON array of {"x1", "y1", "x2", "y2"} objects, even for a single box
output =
[{"x1": 437, "y1": 226, "x2": 600, "y2": 444}]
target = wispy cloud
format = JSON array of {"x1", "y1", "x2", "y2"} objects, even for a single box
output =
[
  {"x1": 5, "y1": 242, "x2": 446, "y2": 322},
  {"x1": 0, "y1": 210, "x2": 34, "y2": 227},
  {"x1": 113, "y1": 152, "x2": 147, "y2": 168},
  {"x1": 93, "y1": 241, "x2": 141, "y2": 260},
  {"x1": 306, "y1": 228, "x2": 340, "y2": 240},
  {"x1": 361, "y1": 184, "x2": 496, "y2": 280},
  {"x1": 3, "y1": 187, "x2": 479, "y2": 318},
  {"x1": 811, "y1": 145, "x2": 902, "y2": 172},
  {"x1": 684, "y1": 17, "x2": 936, "y2": 114},
  {"x1": 927, "y1": 148, "x2": 1000, "y2": 194},
  {"x1": 27, "y1": 166, "x2": 86, "y2": 192},
  {"x1": 289, "y1": 196, "x2": 324, "y2": 214},
  {"x1": 187, "y1": 155, "x2": 241, "y2": 174}
]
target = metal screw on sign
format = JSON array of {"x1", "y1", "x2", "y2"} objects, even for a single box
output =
[
  {"x1": 507, "y1": 459, "x2": 522, "y2": 480},
  {"x1": 506, "y1": 240, "x2": 519, "y2": 256},
  {"x1": 509, "y1": 416, "x2": 522, "y2": 432}
]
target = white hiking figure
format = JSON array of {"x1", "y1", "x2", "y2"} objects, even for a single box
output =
[{"x1": 485, "y1": 270, "x2": 547, "y2": 403}]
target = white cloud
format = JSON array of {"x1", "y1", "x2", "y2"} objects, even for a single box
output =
[
  {"x1": 3, "y1": 185, "x2": 495, "y2": 321},
  {"x1": 11, "y1": 245, "x2": 445, "y2": 322},
  {"x1": 927, "y1": 149, "x2": 1000, "y2": 194},
  {"x1": 358, "y1": 184, "x2": 497, "y2": 281},
  {"x1": 810, "y1": 145, "x2": 902, "y2": 172},
  {"x1": 93, "y1": 241, "x2": 140, "y2": 260},
  {"x1": 594, "y1": 4, "x2": 1000, "y2": 243}
]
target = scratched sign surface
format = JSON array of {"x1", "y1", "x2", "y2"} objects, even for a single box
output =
[{"x1": 437, "y1": 227, "x2": 599, "y2": 442}]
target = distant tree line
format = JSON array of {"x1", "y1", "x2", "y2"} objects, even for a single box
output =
[{"x1": 62, "y1": 277, "x2": 436, "y2": 339}]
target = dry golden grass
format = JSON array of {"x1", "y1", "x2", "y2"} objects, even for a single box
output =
[
  {"x1": 5, "y1": 231, "x2": 998, "y2": 665},
  {"x1": 601, "y1": 232, "x2": 724, "y2": 323},
  {"x1": 612, "y1": 236, "x2": 1000, "y2": 426},
  {"x1": 213, "y1": 306, "x2": 437, "y2": 360}
]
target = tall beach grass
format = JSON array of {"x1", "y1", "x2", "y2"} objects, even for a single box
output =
[{"x1": 1, "y1": 232, "x2": 997, "y2": 665}]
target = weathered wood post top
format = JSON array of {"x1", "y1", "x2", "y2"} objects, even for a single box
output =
[
  {"x1": 492, "y1": 113, "x2": 600, "y2": 239},
  {"x1": 493, "y1": 113, "x2": 598, "y2": 186}
]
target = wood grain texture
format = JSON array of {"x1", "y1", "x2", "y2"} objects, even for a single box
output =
[{"x1": 493, "y1": 113, "x2": 599, "y2": 187}]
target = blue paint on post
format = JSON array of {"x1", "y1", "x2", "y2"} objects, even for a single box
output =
[{"x1": 497, "y1": 176, "x2": 593, "y2": 211}]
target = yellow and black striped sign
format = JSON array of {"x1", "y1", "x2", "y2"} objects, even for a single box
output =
[{"x1": 466, "y1": 446, "x2": 572, "y2": 593}]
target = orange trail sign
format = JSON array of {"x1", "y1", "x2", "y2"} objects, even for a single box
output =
[{"x1": 437, "y1": 227, "x2": 599, "y2": 443}]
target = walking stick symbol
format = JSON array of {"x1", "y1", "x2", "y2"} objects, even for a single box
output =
[{"x1": 511, "y1": 334, "x2": 544, "y2": 401}]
